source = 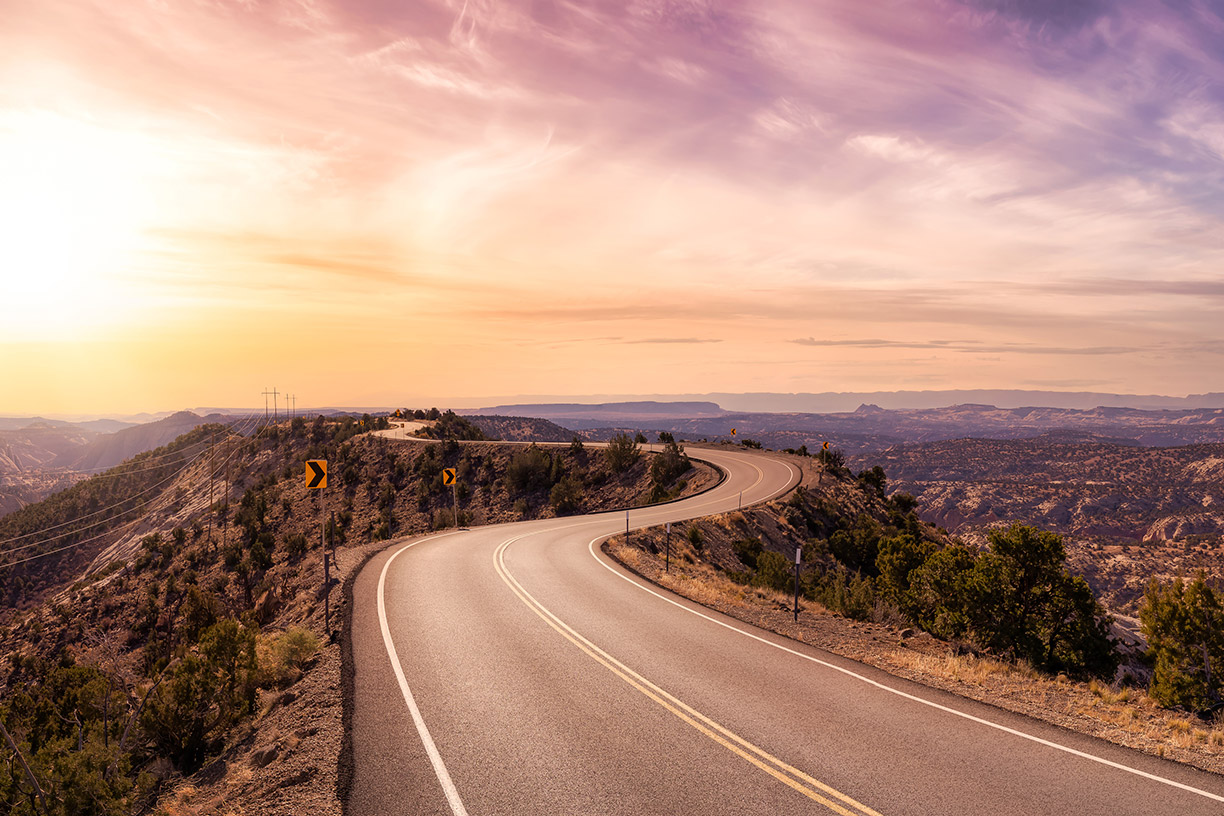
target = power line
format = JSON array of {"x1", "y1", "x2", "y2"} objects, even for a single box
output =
[
  {"x1": 0, "y1": 411, "x2": 262, "y2": 549},
  {"x1": 0, "y1": 417, "x2": 269, "y2": 570},
  {"x1": 0, "y1": 398, "x2": 284, "y2": 571}
]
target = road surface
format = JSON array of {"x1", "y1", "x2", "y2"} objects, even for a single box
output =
[{"x1": 349, "y1": 445, "x2": 1224, "y2": 814}]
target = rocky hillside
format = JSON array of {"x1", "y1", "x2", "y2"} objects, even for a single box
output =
[
  {"x1": 0, "y1": 417, "x2": 711, "y2": 815},
  {"x1": 0, "y1": 412, "x2": 237, "y2": 517},
  {"x1": 868, "y1": 437, "x2": 1224, "y2": 612},
  {"x1": 463, "y1": 414, "x2": 579, "y2": 442},
  {"x1": 521, "y1": 403, "x2": 1224, "y2": 456},
  {"x1": 63, "y1": 411, "x2": 236, "y2": 472},
  {"x1": 872, "y1": 438, "x2": 1224, "y2": 543}
]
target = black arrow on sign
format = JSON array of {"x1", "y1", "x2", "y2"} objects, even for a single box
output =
[{"x1": 307, "y1": 460, "x2": 327, "y2": 489}]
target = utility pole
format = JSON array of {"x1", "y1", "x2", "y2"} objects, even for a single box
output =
[
  {"x1": 262, "y1": 387, "x2": 278, "y2": 425},
  {"x1": 223, "y1": 437, "x2": 230, "y2": 549},
  {"x1": 207, "y1": 431, "x2": 215, "y2": 552}
]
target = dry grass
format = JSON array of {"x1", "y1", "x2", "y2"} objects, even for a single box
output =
[
  {"x1": 610, "y1": 540, "x2": 816, "y2": 613},
  {"x1": 891, "y1": 650, "x2": 1037, "y2": 686},
  {"x1": 1088, "y1": 679, "x2": 1134, "y2": 705},
  {"x1": 155, "y1": 783, "x2": 244, "y2": 816}
]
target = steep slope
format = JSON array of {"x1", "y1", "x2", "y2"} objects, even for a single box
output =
[{"x1": 0, "y1": 417, "x2": 713, "y2": 816}]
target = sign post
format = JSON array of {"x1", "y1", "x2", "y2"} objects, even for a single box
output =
[
  {"x1": 665, "y1": 521, "x2": 671, "y2": 573},
  {"x1": 794, "y1": 544, "x2": 802, "y2": 622},
  {"x1": 306, "y1": 460, "x2": 329, "y2": 633},
  {"x1": 442, "y1": 468, "x2": 458, "y2": 528}
]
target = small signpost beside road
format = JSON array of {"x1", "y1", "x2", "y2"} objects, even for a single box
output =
[
  {"x1": 306, "y1": 460, "x2": 333, "y2": 635},
  {"x1": 443, "y1": 468, "x2": 459, "y2": 527},
  {"x1": 794, "y1": 544, "x2": 802, "y2": 622},
  {"x1": 665, "y1": 522, "x2": 671, "y2": 573}
]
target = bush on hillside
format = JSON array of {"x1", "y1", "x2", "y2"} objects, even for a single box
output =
[
  {"x1": 604, "y1": 433, "x2": 641, "y2": 474},
  {"x1": 1140, "y1": 573, "x2": 1224, "y2": 710}
]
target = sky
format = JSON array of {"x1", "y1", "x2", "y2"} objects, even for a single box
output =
[{"x1": 2, "y1": 0, "x2": 1224, "y2": 415}]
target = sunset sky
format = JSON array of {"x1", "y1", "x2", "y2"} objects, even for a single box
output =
[{"x1": 3, "y1": 1, "x2": 1224, "y2": 416}]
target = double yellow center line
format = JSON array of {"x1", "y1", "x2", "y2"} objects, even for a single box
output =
[{"x1": 493, "y1": 537, "x2": 883, "y2": 816}]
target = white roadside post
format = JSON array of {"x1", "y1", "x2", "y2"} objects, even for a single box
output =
[
  {"x1": 665, "y1": 521, "x2": 671, "y2": 573},
  {"x1": 794, "y1": 544, "x2": 802, "y2": 622}
]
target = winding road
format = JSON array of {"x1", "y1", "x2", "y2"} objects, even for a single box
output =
[{"x1": 348, "y1": 443, "x2": 1224, "y2": 815}]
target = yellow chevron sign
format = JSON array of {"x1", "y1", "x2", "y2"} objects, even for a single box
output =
[
  {"x1": 442, "y1": 468, "x2": 457, "y2": 486},
  {"x1": 306, "y1": 460, "x2": 327, "y2": 489}
]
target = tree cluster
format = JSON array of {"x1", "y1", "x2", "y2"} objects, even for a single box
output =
[
  {"x1": 725, "y1": 468, "x2": 1119, "y2": 681},
  {"x1": 1140, "y1": 574, "x2": 1224, "y2": 711}
]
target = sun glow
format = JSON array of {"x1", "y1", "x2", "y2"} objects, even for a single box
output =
[{"x1": 0, "y1": 111, "x2": 164, "y2": 340}]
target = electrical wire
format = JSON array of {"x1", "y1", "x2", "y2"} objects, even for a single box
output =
[
  {"x1": 0, "y1": 410, "x2": 262, "y2": 549},
  {"x1": 0, "y1": 410, "x2": 273, "y2": 567}
]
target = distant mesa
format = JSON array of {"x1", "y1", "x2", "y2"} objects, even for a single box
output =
[{"x1": 469, "y1": 401, "x2": 727, "y2": 425}]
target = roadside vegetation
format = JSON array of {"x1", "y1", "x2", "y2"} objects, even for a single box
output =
[
  {"x1": 0, "y1": 413, "x2": 709, "y2": 814},
  {"x1": 1140, "y1": 573, "x2": 1224, "y2": 712},
  {"x1": 618, "y1": 447, "x2": 1224, "y2": 736}
]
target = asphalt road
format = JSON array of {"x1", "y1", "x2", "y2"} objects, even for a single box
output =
[{"x1": 348, "y1": 445, "x2": 1224, "y2": 815}]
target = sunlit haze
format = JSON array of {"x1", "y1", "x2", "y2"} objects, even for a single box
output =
[{"x1": 3, "y1": 1, "x2": 1224, "y2": 416}]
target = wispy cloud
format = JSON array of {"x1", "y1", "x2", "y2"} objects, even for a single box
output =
[
  {"x1": 622, "y1": 338, "x2": 723, "y2": 345},
  {"x1": 4, "y1": 0, "x2": 1224, "y2": 411},
  {"x1": 788, "y1": 338, "x2": 1142, "y2": 356}
]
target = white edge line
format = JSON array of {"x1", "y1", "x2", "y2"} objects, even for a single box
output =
[
  {"x1": 378, "y1": 532, "x2": 471, "y2": 816},
  {"x1": 587, "y1": 536, "x2": 1224, "y2": 804},
  {"x1": 367, "y1": 450, "x2": 795, "y2": 816}
]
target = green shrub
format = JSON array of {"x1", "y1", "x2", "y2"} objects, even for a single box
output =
[
  {"x1": 549, "y1": 477, "x2": 584, "y2": 514},
  {"x1": 604, "y1": 433, "x2": 641, "y2": 474},
  {"x1": 963, "y1": 524, "x2": 1117, "y2": 679},
  {"x1": 649, "y1": 440, "x2": 690, "y2": 487},
  {"x1": 257, "y1": 627, "x2": 320, "y2": 688},
  {"x1": 142, "y1": 619, "x2": 257, "y2": 772},
  {"x1": 907, "y1": 544, "x2": 977, "y2": 639},
  {"x1": 732, "y1": 538, "x2": 764, "y2": 571},
  {"x1": 686, "y1": 525, "x2": 704, "y2": 551},
  {"x1": 875, "y1": 534, "x2": 935, "y2": 615},
  {"x1": 828, "y1": 515, "x2": 882, "y2": 575},
  {"x1": 753, "y1": 550, "x2": 792, "y2": 593},
  {"x1": 504, "y1": 445, "x2": 554, "y2": 495},
  {"x1": 857, "y1": 466, "x2": 887, "y2": 497},
  {"x1": 1140, "y1": 573, "x2": 1224, "y2": 710},
  {"x1": 285, "y1": 532, "x2": 309, "y2": 559}
]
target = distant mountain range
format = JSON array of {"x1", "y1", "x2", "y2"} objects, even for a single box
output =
[
  {"x1": 471, "y1": 389, "x2": 1224, "y2": 416},
  {"x1": 0, "y1": 411, "x2": 236, "y2": 516},
  {"x1": 469, "y1": 400, "x2": 1224, "y2": 453}
]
